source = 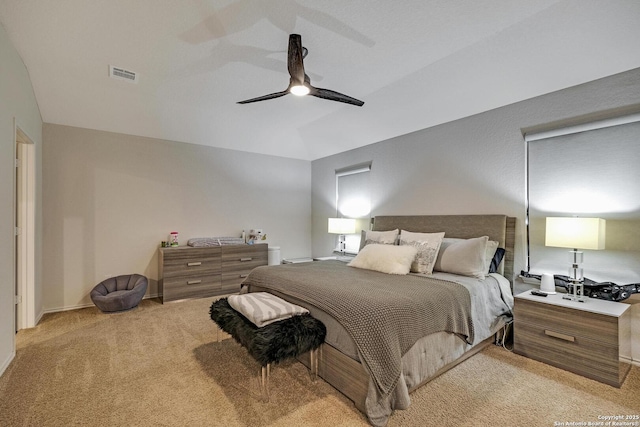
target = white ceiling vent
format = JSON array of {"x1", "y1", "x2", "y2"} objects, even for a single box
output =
[{"x1": 109, "y1": 65, "x2": 138, "y2": 83}]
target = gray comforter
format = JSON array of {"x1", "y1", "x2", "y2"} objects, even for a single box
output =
[{"x1": 241, "y1": 260, "x2": 474, "y2": 399}]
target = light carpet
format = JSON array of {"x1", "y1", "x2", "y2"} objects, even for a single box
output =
[{"x1": 0, "y1": 296, "x2": 638, "y2": 426}]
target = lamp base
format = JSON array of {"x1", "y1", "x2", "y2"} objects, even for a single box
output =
[
  {"x1": 562, "y1": 294, "x2": 586, "y2": 302},
  {"x1": 562, "y1": 280, "x2": 587, "y2": 302}
]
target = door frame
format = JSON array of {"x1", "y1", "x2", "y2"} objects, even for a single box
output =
[{"x1": 14, "y1": 122, "x2": 36, "y2": 330}]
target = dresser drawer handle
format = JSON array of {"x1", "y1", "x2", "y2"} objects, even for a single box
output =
[
  {"x1": 240, "y1": 257, "x2": 252, "y2": 262},
  {"x1": 187, "y1": 262, "x2": 202, "y2": 267},
  {"x1": 239, "y1": 274, "x2": 248, "y2": 278},
  {"x1": 544, "y1": 329, "x2": 575, "y2": 342},
  {"x1": 187, "y1": 280, "x2": 202, "y2": 285}
]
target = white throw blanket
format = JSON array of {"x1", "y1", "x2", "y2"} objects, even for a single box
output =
[{"x1": 227, "y1": 292, "x2": 309, "y2": 327}]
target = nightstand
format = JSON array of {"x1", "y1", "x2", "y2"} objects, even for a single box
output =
[
  {"x1": 513, "y1": 291, "x2": 631, "y2": 387},
  {"x1": 313, "y1": 255, "x2": 355, "y2": 263},
  {"x1": 281, "y1": 257, "x2": 314, "y2": 264}
]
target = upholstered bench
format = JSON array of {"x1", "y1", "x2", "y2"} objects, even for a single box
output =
[{"x1": 209, "y1": 297, "x2": 326, "y2": 401}]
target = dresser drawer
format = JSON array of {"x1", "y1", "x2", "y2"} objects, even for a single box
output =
[
  {"x1": 221, "y1": 245, "x2": 268, "y2": 273},
  {"x1": 162, "y1": 274, "x2": 222, "y2": 301},
  {"x1": 162, "y1": 249, "x2": 221, "y2": 277},
  {"x1": 514, "y1": 298, "x2": 618, "y2": 346},
  {"x1": 221, "y1": 272, "x2": 250, "y2": 291}
]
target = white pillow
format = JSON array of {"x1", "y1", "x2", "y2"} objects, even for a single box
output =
[
  {"x1": 348, "y1": 244, "x2": 417, "y2": 275},
  {"x1": 484, "y1": 240, "x2": 499, "y2": 272},
  {"x1": 399, "y1": 230, "x2": 445, "y2": 274},
  {"x1": 359, "y1": 229, "x2": 399, "y2": 250},
  {"x1": 434, "y1": 236, "x2": 489, "y2": 279}
]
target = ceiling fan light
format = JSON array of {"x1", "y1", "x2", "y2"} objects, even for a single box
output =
[{"x1": 290, "y1": 85, "x2": 310, "y2": 96}]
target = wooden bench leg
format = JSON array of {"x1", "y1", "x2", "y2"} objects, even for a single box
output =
[{"x1": 260, "y1": 363, "x2": 271, "y2": 402}]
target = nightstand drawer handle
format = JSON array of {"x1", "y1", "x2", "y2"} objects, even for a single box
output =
[
  {"x1": 239, "y1": 274, "x2": 248, "y2": 278},
  {"x1": 187, "y1": 262, "x2": 202, "y2": 266},
  {"x1": 240, "y1": 257, "x2": 252, "y2": 262},
  {"x1": 187, "y1": 280, "x2": 202, "y2": 285},
  {"x1": 544, "y1": 330, "x2": 575, "y2": 342}
]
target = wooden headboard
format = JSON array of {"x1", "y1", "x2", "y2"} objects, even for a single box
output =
[{"x1": 372, "y1": 214, "x2": 516, "y2": 283}]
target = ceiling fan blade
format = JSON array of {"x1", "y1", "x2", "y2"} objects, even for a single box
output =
[
  {"x1": 237, "y1": 90, "x2": 289, "y2": 104},
  {"x1": 287, "y1": 34, "x2": 306, "y2": 85},
  {"x1": 309, "y1": 87, "x2": 364, "y2": 107}
]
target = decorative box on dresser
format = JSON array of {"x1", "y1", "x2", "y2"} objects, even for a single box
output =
[
  {"x1": 159, "y1": 244, "x2": 268, "y2": 303},
  {"x1": 513, "y1": 291, "x2": 631, "y2": 387}
]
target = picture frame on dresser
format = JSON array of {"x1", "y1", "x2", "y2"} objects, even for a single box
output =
[{"x1": 158, "y1": 244, "x2": 268, "y2": 303}]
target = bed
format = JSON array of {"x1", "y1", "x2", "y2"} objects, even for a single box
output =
[{"x1": 240, "y1": 214, "x2": 516, "y2": 426}]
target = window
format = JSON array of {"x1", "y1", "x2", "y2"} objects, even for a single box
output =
[
  {"x1": 335, "y1": 162, "x2": 371, "y2": 253},
  {"x1": 525, "y1": 113, "x2": 640, "y2": 283}
]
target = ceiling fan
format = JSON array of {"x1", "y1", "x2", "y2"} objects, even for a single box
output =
[{"x1": 237, "y1": 34, "x2": 364, "y2": 107}]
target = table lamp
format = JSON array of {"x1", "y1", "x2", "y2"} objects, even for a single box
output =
[
  {"x1": 328, "y1": 218, "x2": 356, "y2": 255},
  {"x1": 545, "y1": 217, "x2": 606, "y2": 302}
]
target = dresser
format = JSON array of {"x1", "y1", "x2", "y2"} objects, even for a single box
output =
[
  {"x1": 513, "y1": 291, "x2": 631, "y2": 387},
  {"x1": 158, "y1": 244, "x2": 268, "y2": 303}
]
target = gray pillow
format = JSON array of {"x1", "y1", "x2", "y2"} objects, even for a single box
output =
[
  {"x1": 433, "y1": 236, "x2": 489, "y2": 279},
  {"x1": 358, "y1": 229, "x2": 399, "y2": 250}
]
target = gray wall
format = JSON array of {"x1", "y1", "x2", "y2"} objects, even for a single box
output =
[
  {"x1": 311, "y1": 67, "x2": 640, "y2": 361},
  {"x1": 42, "y1": 124, "x2": 311, "y2": 311},
  {"x1": 0, "y1": 23, "x2": 43, "y2": 375},
  {"x1": 312, "y1": 68, "x2": 640, "y2": 276}
]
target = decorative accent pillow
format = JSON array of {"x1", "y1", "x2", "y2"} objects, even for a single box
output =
[
  {"x1": 399, "y1": 230, "x2": 445, "y2": 274},
  {"x1": 433, "y1": 236, "x2": 489, "y2": 279},
  {"x1": 489, "y1": 247, "x2": 506, "y2": 273},
  {"x1": 348, "y1": 244, "x2": 417, "y2": 275},
  {"x1": 359, "y1": 229, "x2": 399, "y2": 250}
]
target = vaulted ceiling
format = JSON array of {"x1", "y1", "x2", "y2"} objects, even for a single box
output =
[{"x1": 1, "y1": 1, "x2": 639, "y2": 160}]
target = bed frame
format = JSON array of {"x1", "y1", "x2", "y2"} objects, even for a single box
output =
[{"x1": 299, "y1": 214, "x2": 517, "y2": 413}]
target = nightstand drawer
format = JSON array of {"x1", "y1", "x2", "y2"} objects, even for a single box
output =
[
  {"x1": 514, "y1": 321, "x2": 620, "y2": 385},
  {"x1": 515, "y1": 298, "x2": 618, "y2": 346},
  {"x1": 513, "y1": 292, "x2": 631, "y2": 387}
]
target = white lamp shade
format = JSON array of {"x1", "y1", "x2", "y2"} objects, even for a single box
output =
[
  {"x1": 545, "y1": 217, "x2": 606, "y2": 250},
  {"x1": 328, "y1": 218, "x2": 356, "y2": 234}
]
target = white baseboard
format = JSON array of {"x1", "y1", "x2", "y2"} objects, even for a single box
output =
[
  {"x1": 42, "y1": 293, "x2": 160, "y2": 315},
  {"x1": 43, "y1": 302, "x2": 94, "y2": 314},
  {"x1": 34, "y1": 308, "x2": 44, "y2": 327},
  {"x1": 0, "y1": 350, "x2": 15, "y2": 378},
  {"x1": 620, "y1": 355, "x2": 640, "y2": 367}
]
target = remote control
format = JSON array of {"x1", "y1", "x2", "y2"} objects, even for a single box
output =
[{"x1": 530, "y1": 290, "x2": 548, "y2": 297}]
